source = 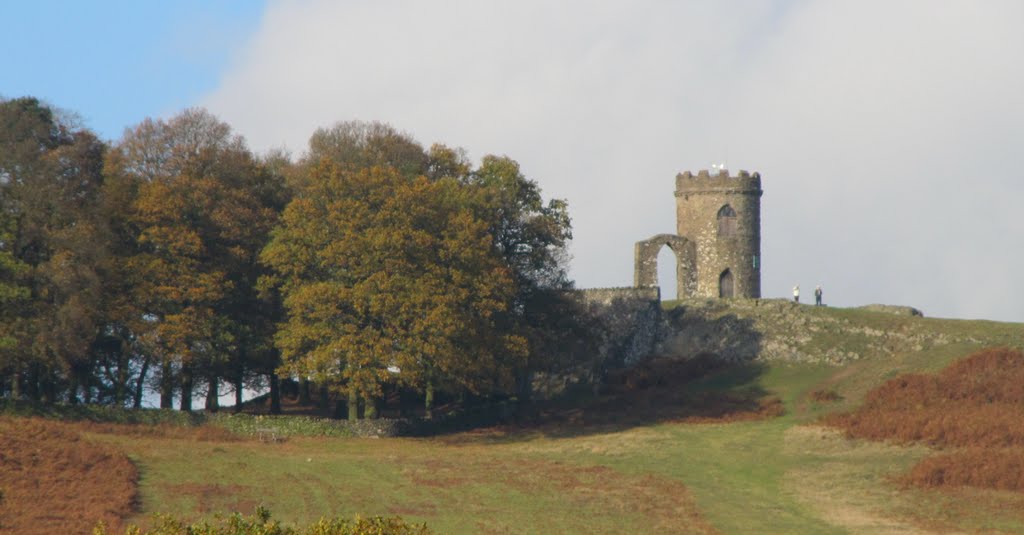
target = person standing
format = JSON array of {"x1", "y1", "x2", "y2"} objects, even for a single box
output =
[
  {"x1": 815, "y1": 285, "x2": 823, "y2": 306},
  {"x1": 793, "y1": 284, "x2": 800, "y2": 303}
]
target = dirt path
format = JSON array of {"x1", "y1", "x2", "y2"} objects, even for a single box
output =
[{"x1": 782, "y1": 425, "x2": 955, "y2": 535}]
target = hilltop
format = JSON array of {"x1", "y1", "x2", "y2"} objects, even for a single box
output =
[
  {"x1": 3, "y1": 302, "x2": 1024, "y2": 534},
  {"x1": 658, "y1": 298, "x2": 1021, "y2": 365}
]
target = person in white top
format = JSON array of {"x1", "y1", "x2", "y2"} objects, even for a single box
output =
[{"x1": 793, "y1": 285, "x2": 800, "y2": 303}]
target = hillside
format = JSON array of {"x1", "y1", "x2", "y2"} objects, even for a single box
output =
[{"x1": 3, "y1": 302, "x2": 1024, "y2": 534}]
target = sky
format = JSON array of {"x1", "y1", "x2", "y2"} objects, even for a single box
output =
[{"x1": 4, "y1": 1, "x2": 1023, "y2": 322}]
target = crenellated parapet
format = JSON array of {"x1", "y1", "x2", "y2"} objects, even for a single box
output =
[{"x1": 675, "y1": 169, "x2": 762, "y2": 197}]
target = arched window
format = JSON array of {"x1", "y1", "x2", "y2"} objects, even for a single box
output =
[
  {"x1": 719, "y1": 269, "x2": 734, "y2": 298},
  {"x1": 717, "y1": 204, "x2": 737, "y2": 237}
]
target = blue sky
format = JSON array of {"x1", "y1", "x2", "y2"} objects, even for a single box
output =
[
  {"x1": 4, "y1": 1, "x2": 1024, "y2": 322},
  {"x1": 0, "y1": 0, "x2": 264, "y2": 141}
]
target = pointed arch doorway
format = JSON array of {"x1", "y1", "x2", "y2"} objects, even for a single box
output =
[{"x1": 719, "y1": 269, "x2": 734, "y2": 298}]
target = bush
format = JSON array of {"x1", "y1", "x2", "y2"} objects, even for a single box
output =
[
  {"x1": 825, "y1": 347, "x2": 1024, "y2": 492},
  {"x1": 93, "y1": 507, "x2": 432, "y2": 535},
  {"x1": 902, "y1": 448, "x2": 1024, "y2": 492},
  {"x1": 808, "y1": 389, "x2": 842, "y2": 403}
]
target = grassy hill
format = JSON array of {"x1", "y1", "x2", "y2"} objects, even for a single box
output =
[{"x1": 3, "y1": 302, "x2": 1024, "y2": 534}]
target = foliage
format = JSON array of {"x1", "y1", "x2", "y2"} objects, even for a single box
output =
[
  {"x1": 0, "y1": 416, "x2": 137, "y2": 534},
  {"x1": 0, "y1": 96, "x2": 109, "y2": 402},
  {"x1": 2, "y1": 97, "x2": 576, "y2": 417},
  {"x1": 304, "y1": 121, "x2": 427, "y2": 180},
  {"x1": 105, "y1": 108, "x2": 285, "y2": 410},
  {"x1": 825, "y1": 347, "x2": 1024, "y2": 492},
  {"x1": 825, "y1": 347, "x2": 1024, "y2": 447},
  {"x1": 95, "y1": 507, "x2": 431, "y2": 535},
  {"x1": 263, "y1": 163, "x2": 525, "y2": 412},
  {"x1": 209, "y1": 413, "x2": 357, "y2": 438}
]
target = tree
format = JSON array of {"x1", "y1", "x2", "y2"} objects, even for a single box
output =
[
  {"x1": 303, "y1": 121, "x2": 427, "y2": 181},
  {"x1": 464, "y1": 155, "x2": 575, "y2": 400},
  {"x1": 263, "y1": 163, "x2": 525, "y2": 418},
  {"x1": 0, "y1": 97, "x2": 108, "y2": 402},
  {"x1": 109, "y1": 108, "x2": 283, "y2": 410}
]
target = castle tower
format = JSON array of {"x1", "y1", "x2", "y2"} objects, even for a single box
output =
[{"x1": 675, "y1": 169, "x2": 762, "y2": 298}]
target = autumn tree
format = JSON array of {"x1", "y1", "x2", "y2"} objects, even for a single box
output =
[
  {"x1": 108, "y1": 108, "x2": 283, "y2": 410},
  {"x1": 263, "y1": 163, "x2": 525, "y2": 418},
  {"x1": 302, "y1": 121, "x2": 427, "y2": 181}
]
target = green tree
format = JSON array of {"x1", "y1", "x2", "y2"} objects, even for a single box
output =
[
  {"x1": 465, "y1": 155, "x2": 575, "y2": 400},
  {"x1": 0, "y1": 97, "x2": 108, "y2": 402}
]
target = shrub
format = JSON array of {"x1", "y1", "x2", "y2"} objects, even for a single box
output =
[
  {"x1": 808, "y1": 389, "x2": 842, "y2": 403},
  {"x1": 0, "y1": 417, "x2": 138, "y2": 534},
  {"x1": 825, "y1": 347, "x2": 1024, "y2": 492},
  {"x1": 902, "y1": 448, "x2": 1024, "y2": 492},
  {"x1": 93, "y1": 507, "x2": 432, "y2": 535}
]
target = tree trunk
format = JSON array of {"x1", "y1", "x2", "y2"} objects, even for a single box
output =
[
  {"x1": 179, "y1": 366, "x2": 193, "y2": 412},
  {"x1": 115, "y1": 337, "x2": 130, "y2": 405},
  {"x1": 348, "y1": 388, "x2": 359, "y2": 420},
  {"x1": 318, "y1": 383, "x2": 330, "y2": 411},
  {"x1": 364, "y1": 396, "x2": 378, "y2": 419},
  {"x1": 41, "y1": 369, "x2": 57, "y2": 404},
  {"x1": 160, "y1": 361, "x2": 174, "y2": 409},
  {"x1": 425, "y1": 381, "x2": 434, "y2": 420},
  {"x1": 269, "y1": 372, "x2": 282, "y2": 414},
  {"x1": 10, "y1": 368, "x2": 20, "y2": 400},
  {"x1": 205, "y1": 374, "x2": 219, "y2": 412},
  {"x1": 516, "y1": 370, "x2": 533, "y2": 403},
  {"x1": 233, "y1": 365, "x2": 244, "y2": 413},
  {"x1": 67, "y1": 375, "x2": 80, "y2": 405},
  {"x1": 299, "y1": 378, "x2": 311, "y2": 405},
  {"x1": 82, "y1": 372, "x2": 93, "y2": 404},
  {"x1": 28, "y1": 363, "x2": 41, "y2": 402},
  {"x1": 134, "y1": 355, "x2": 151, "y2": 409}
]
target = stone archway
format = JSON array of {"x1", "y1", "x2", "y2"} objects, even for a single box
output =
[{"x1": 634, "y1": 234, "x2": 696, "y2": 300}]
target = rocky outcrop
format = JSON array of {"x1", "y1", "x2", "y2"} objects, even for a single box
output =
[{"x1": 658, "y1": 299, "x2": 945, "y2": 364}]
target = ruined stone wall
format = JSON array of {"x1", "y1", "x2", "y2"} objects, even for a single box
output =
[
  {"x1": 675, "y1": 170, "x2": 762, "y2": 298},
  {"x1": 531, "y1": 287, "x2": 665, "y2": 399},
  {"x1": 575, "y1": 287, "x2": 664, "y2": 367},
  {"x1": 633, "y1": 234, "x2": 696, "y2": 299}
]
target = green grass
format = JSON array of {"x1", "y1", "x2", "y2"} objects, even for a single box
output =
[{"x1": 67, "y1": 306, "x2": 1024, "y2": 533}]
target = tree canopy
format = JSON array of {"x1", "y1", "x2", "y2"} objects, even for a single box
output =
[{"x1": 0, "y1": 100, "x2": 577, "y2": 418}]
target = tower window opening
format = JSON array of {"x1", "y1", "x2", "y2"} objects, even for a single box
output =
[{"x1": 717, "y1": 204, "x2": 737, "y2": 237}]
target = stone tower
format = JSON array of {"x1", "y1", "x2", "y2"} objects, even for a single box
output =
[
  {"x1": 675, "y1": 169, "x2": 762, "y2": 298},
  {"x1": 633, "y1": 168, "x2": 762, "y2": 299}
]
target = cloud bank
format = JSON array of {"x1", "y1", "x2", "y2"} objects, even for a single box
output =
[{"x1": 204, "y1": 0, "x2": 1024, "y2": 321}]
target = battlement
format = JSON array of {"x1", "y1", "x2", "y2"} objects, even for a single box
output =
[{"x1": 675, "y1": 169, "x2": 762, "y2": 195}]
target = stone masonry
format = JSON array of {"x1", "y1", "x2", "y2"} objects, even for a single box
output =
[{"x1": 635, "y1": 168, "x2": 762, "y2": 299}]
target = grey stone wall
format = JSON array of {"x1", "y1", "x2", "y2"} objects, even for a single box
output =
[
  {"x1": 531, "y1": 287, "x2": 665, "y2": 399},
  {"x1": 675, "y1": 169, "x2": 762, "y2": 298},
  {"x1": 576, "y1": 287, "x2": 664, "y2": 367}
]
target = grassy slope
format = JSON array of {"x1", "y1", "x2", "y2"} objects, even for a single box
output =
[{"x1": 83, "y1": 305, "x2": 1024, "y2": 534}]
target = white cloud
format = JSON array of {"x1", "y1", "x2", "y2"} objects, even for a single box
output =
[{"x1": 205, "y1": 0, "x2": 1024, "y2": 321}]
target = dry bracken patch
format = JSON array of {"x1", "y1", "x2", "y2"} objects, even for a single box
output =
[{"x1": 0, "y1": 417, "x2": 138, "y2": 535}]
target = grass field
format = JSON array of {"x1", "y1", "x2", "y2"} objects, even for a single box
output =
[{"x1": 4, "y1": 305, "x2": 1024, "y2": 534}]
